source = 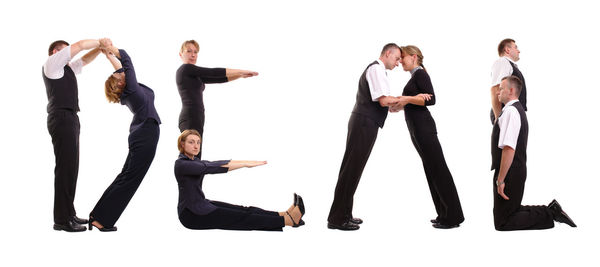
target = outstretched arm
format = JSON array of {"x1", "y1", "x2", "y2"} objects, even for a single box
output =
[
  {"x1": 221, "y1": 160, "x2": 267, "y2": 171},
  {"x1": 81, "y1": 48, "x2": 102, "y2": 66},
  {"x1": 70, "y1": 39, "x2": 101, "y2": 58},
  {"x1": 103, "y1": 50, "x2": 123, "y2": 70},
  {"x1": 225, "y1": 69, "x2": 259, "y2": 82}
]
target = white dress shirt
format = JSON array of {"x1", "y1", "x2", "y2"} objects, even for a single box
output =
[
  {"x1": 365, "y1": 59, "x2": 391, "y2": 101},
  {"x1": 497, "y1": 99, "x2": 521, "y2": 150},
  {"x1": 43, "y1": 46, "x2": 83, "y2": 79},
  {"x1": 490, "y1": 56, "x2": 516, "y2": 87}
]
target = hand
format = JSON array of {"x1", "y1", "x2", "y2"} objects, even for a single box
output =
[
  {"x1": 497, "y1": 182, "x2": 509, "y2": 200},
  {"x1": 242, "y1": 70, "x2": 259, "y2": 78},
  {"x1": 416, "y1": 93, "x2": 432, "y2": 101},
  {"x1": 99, "y1": 38, "x2": 112, "y2": 49},
  {"x1": 389, "y1": 103, "x2": 404, "y2": 113},
  {"x1": 245, "y1": 160, "x2": 267, "y2": 168}
]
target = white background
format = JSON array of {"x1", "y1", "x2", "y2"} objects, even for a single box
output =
[{"x1": 1, "y1": 0, "x2": 598, "y2": 266}]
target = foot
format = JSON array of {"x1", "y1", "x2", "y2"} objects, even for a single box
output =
[
  {"x1": 548, "y1": 199, "x2": 577, "y2": 227},
  {"x1": 53, "y1": 220, "x2": 86, "y2": 232},
  {"x1": 72, "y1": 215, "x2": 89, "y2": 225},
  {"x1": 90, "y1": 220, "x2": 118, "y2": 232},
  {"x1": 432, "y1": 222, "x2": 460, "y2": 229},
  {"x1": 349, "y1": 217, "x2": 363, "y2": 224},
  {"x1": 327, "y1": 221, "x2": 360, "y2": 231},
  {"x1": 285, "y1": 206, "x2": 304, "y2": 227}
]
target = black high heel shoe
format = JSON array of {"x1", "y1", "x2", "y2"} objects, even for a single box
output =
[
  {"x1": 294, "y1": 193, "x2": 305, "y2": 215},
  {"x1": 286, "y1": 211, "x2": 305, "y2": 228},
  {"x1": 88, "y1": 217, "x2": 117, "y2": 232}
]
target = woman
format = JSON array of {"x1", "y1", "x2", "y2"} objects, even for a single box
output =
[
  {"x1": 175, "y1": 129, "x2": 305, "y2": 231},
  {"x1": 176, "y1": 40, "x2": 258, "y2": 159},
  {"x1": 88, "y1": 42, "x2": 161, "y2": 231},
  {"x1": 393, "y1": 45, "x2": 464, "y2": 229}
]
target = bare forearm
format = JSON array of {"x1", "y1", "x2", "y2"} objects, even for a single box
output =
[
  {"x1": 222, "y1": 160, "x2": 267, "y2": 171},
  {"x1": 225, "y1": 68, "x2": 258, "y2": 81},
  {"x1": 378, "y1": 96, "x2": 399, "y2": 107},
  {"x1": 106, "y1": 53, "x2": 123, "y2": 70},
  {"x1": 491, "y1": 85, "x2": 501, "y2": 121},
  {"x1": 70, "y1": 39, "x2": 100, "y2": 58},
  {"x1": 405, "y1": 95, "x2": 426, "y2": 106},
  {"x1": 81, "y1": 48, "x2": 101, "y2": 66},
  {"x1": 497, "y1": 147, "x2": 515, "y2": 184}
]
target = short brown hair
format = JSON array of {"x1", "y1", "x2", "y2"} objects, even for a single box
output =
[
  {"x1": 380, "y1": 43, "x2": 401, "y2": 56},
  {"x1": 180, "y1": 40, "x2": 199, "y2": 53},
  {"x1": 498, "y1": 38, "x2": 515, "y2": 56},
  {"x1": 48, "y1": 40, "x2": 69, "y2": 56},
  {"x1": 178, "y1": 129, "x2": 202, "y2": 153},
  {"x1": 104, "y1": 75, "x2": 125, "y2": 103},
  {"x1": 502, "y1": 75, "x2": 522, "y2": 96}
]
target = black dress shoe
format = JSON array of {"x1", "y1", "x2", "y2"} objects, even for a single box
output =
[
  {"x1": 53, "y1": 220, "x2": 87, "y2": 232},
  {"x1": 349, "y1": 217, "x2": 363, "y2": 224},
  {"x1": 548, "y1": 199, "x2": 577, "y2": 227},
  {"x1": 430, "y1": 219, "x2": 438, "y2": 224},
  {"x1": 328, "y1": 221, "x2": 359, "y2": 231},
  {"x1": 72, "y1": 216, "x2": 89, "y2": 225},
  {"x1": 432, "y1": 222, "x2": 460, "y2": 229},
  {"x1": 88, "y1": 218, "x2": 118, "y2": 232}
]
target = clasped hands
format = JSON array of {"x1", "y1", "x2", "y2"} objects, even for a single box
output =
[
  {"x1": 389, "y1": 93, "x2": 432, "y2": 113},
  {"x1": 98, "y1": 38, "x2": 116, "y2": 57}
]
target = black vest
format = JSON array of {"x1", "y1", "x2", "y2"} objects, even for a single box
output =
[
  {"x1": 42, "y1": 65, "x2": 79, "y2": 113},
  {"x1": 491, "y1": 101, "x2": 528, "y2": 170},
  {"x1": 352, "y1": 61, "x2": 388, "y2": 128},
  {"x1": 508, "y1": 61, "x2": 527, "y2": 111}
]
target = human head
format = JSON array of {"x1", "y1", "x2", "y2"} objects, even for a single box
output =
[
  {"x1": 178, "y1": 129, "x2": 202, "y2": 157},
  {"x1": 379, "y1": 43, "x2": 401, "y2": 70},
  {"x1": 104, "y1": 71, "x2": 126, "y2": 103},
  {"x1": 498, "y1": 38, "x2": 520, "y2": 61},
  {"x1": 498, "y1": 75, "x2": 522, "y2": 104},
  {"x1": 400, "y1": 45, "x2": 425, "y2": 72},
  {"x1": 48, "y1": 40, "x2": 69, "y2": 56},
  {"x1": 180, "y1": 40, "x2": 199, "y2": 64}
]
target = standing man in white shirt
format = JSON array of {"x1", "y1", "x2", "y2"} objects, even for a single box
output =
[
  {"x1": 43, "y1": 38, "x2": 108, "y2": 232},
  {"x1": 490, "y1": 38, "x2": 527, "y2": 124},
  {"x1": 327, "y1": 43, "x2": 402, "y2": 231},
  {"x1": 491, "y1": 76, "x2": 576, "y2": 231}
]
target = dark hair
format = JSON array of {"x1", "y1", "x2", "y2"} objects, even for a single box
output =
[
  {"x1": 501, "y1": 75, "x2": 522, "y2": 96},
  {"x1": 48, "y1": 40, "x2": 69, "y2": 56},
  {"x1": 497, "y1": 38, "x2": 515, "y2": 56},
  {"x1": 380, "y1": 43, "x2": 401, "y2": 56}
]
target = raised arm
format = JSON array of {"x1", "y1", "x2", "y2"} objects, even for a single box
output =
[
  {"x1": 81, "y1": 48, "x2": 102, "y2": 66},
  {"x1": 70, "y1": 39, "x2": 101, "y2": 59},
  {"x1": 103, "y1": 50, "x2": 123, "y2": 71},
  {"x1": 221, "y1": 160, "x2": 267, "y2": 171},
  {"x1": 225, "y1": 69, "x2": 259, "y2": 82}
]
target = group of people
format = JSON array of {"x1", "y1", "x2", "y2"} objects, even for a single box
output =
[{"x1": 43, "y1": 37, "x2": 576, "y2": 233}]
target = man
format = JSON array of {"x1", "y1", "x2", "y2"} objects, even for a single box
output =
[
  {"x1": 491, "y1": 76, "x2": 576, "y2": 231},
  {"x1": 490, "y1": 38, "x2": 527, "y2": 124},
  {"x1": 327, "y1": 43, "x2": 401, "y2": 230},
  {"x1": 43, "y1": 38, "x2": 107, "y2": 232}
]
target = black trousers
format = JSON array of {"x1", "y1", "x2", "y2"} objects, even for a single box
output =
[
  {"x1": 406, "y1": 112, "x2": 464, "y2": 225},
  {"x1": 328, "y1": 113, "x2": 379, "y2": 224},
  {"x1": 493, "y1": 167, "x2": 554, "y2": 231},
  {"x1": 47, "y1": 110, "x2": 80, "y2": 224},
  {"x1": 179, "y1": 112, "x2": 204, "y2": 159},
  {"x1": 90, "y1": 119, "x2": 160, "y2": 228},
  {"x1": 179, "y1": 201, "x2": 284, "y2": 231}
]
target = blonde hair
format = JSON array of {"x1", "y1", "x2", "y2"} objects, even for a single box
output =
[
  {"x1": 400, "y1": 45, "x2": 426, "y2": 72},
  {"x1": 178, "y1": 129, "x2": 202, "y2": 153},
  {"x1": 180, "y1": 40, "x2": 199, "y2": 53},
  {"x1": 104, "y1": 75, "x2": 125, "y2": 103}
]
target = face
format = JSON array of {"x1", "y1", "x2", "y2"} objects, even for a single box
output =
[
  {"x1": 400, "y1": 52, "x2": 418, "y2": 71},
  {"x1": 498, "y1": 79, "x2": 512, "y2": 104},
  {"x1": 52, "y1": 43, "x2": 68, "y2": 55},
  {"x1": 180, "y1": 43, "x2": 199, "y2": 64},
  {"x1": 382, "y1": 48, "x2": 401, "y2": 70},
  {"x1": 182, "y1": 134, "x2": 201, "y2": 158},
  {"x1": 505, "y1": 42, "x2": 520, "y2": 61},
  {"x1": 112, "y1": 72, "x2": 126, "y2": 88}
]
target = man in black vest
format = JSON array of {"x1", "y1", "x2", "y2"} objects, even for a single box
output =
[
  {"x1": 43, "y1": 38, "x2": 108, "y2": 232},
  {"x1": 491, "y1": 76, "x2": 576, "y2": 231},
  {"x1": 327, "y1": 43, "x2": 402, "y2": 230},
  {"x1": 490, "y1": 38, "x2": 527, "y2": 124}
]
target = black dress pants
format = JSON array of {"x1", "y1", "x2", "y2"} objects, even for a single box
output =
[
  {"x1": 47, "y1": 110, "x2": 80, "y2": 224},
  {"x1": 179, "y1": 201, "x2": 284, "y2": 231},
  {"x1": 406, "y1": 112, "x2": 464, "y2": 225},
  {"x1": 493, "y1": 167, "x2": 554, "y2": 231},
  {"x1": 90, "y1": 119, "x2": 160, "y2": 228},
  {"x1": 179, "y1": 111, "x2": 204, "y2": 159},
  {"x1": 328, "y1": 113, "x2": 379, "y2": 224}
]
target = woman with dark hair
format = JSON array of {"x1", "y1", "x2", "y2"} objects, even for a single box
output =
[
  {"x1": 88, "y1": 42, "x2": 161, "y2": 231},
  {"x1": 175, "y1": 129, "x2": 305, "y2": 231},
  {"x1": 176, "y1": 40, "x2": 258, "y2": 159},
  {"x1": 392, "y1": 45, "x2": 464, "y2": 229}
]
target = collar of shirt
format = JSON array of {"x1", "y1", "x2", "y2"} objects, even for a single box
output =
[
  {"x1": 503, "y1": 56, "x2": 517, "y2": 67},
  {"x1": 376, "y1": 59, "x2": 385, "y2": 69},
  {"x1": 410, "y1": 66, "x2": 423, "y2": 76},
  {"x1": 178, "y1": 153, "x2": 195, "y2": 161},
  {"x1": 502, "y1": 99, "x2": 519, "y2": 112}
]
